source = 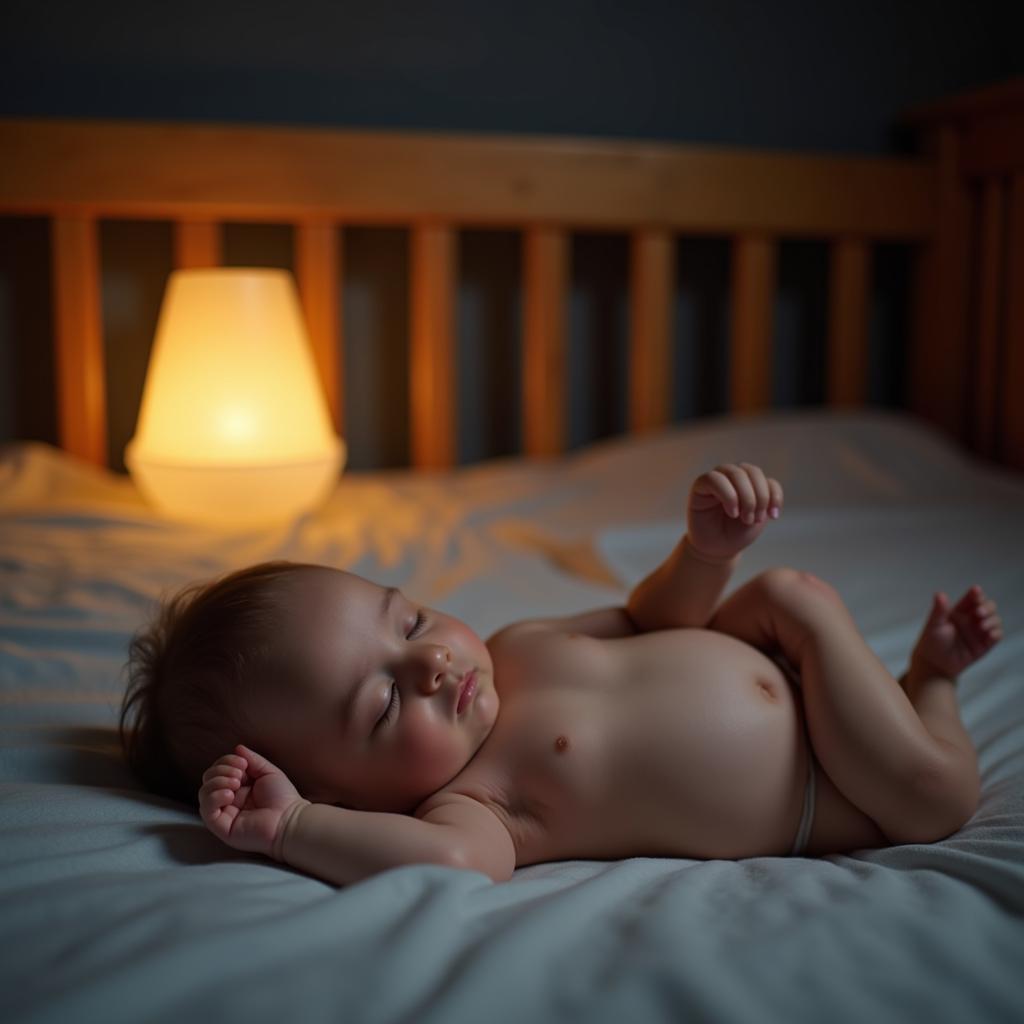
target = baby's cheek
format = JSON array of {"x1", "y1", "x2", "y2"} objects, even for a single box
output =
[
  {"x1": 447, "y1": 618, "x2": 489, "y2": 665},
  {"x1": 400, "y1": 726, "x2": 465, "y2": 784}
]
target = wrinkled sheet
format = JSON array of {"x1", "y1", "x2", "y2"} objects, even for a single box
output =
[{"x1": 1, "y1": 409, "x2": 1022, "y2": 1024}]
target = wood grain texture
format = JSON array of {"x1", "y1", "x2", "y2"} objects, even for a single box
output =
[
  {"x1": 51, "y1": 216, "x2": 106, "y2": 465},
  {"x1": 826, "y1": 238, "x2": 870, "y2": 406},
  {"x1": 523, "y1": 227, "x2": 569, "y2": 456},
  {"x1": 629, "y1": 230, "x2": 675, "y2": 431},
  {"x1": 295, "y1": 222, "x2": 343, "y2": 434},
  {"x1": 173, "y1": 221, "x2": 222, "y2": 269},
  {"x1": 0, "y1": 119, "x2": 934, "y2": 237},
  {"x1": 410, "y1": 224, "x2": 457, "y2": 469},
  {"x1": 730, "y1": 235, "x2": 776, "y2": 412}
]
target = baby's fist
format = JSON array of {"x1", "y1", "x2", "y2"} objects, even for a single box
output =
[
  {"x1": 687, "y1": 462, "x2": 783, "y2": 561},
  {"x1": 199, "y1": 744, "x2": 306, "y2": 861}
]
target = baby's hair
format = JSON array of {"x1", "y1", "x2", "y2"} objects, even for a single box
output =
[{"x1": 119, "y1": 560, "x2": 322, "y2": 805}]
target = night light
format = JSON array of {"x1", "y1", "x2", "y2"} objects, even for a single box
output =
[{"x1": 126, "y1": 268, "x2": 344, "y2": 527}]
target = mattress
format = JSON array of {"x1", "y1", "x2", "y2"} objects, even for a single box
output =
[{"x1": 1, "y1": 409, "x2": 1022, "y2": 1024}]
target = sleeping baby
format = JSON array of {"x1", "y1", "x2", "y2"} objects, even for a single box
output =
[{"x1": 120, "y1": 462, "x2": 1002, "y2": 883}]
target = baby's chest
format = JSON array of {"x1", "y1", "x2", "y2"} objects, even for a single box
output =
[
  {"x1": 492, "y1": 626, "x2": 787, "y2": 755},
  {"x1": 479, "y1": 630, "x2": 802, "y2": 858},
  {"x1": 487, "y1": 634, "x2": 619, "y2": 791}
]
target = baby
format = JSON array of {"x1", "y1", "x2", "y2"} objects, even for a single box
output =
[{"x1": 120, "y1": 463, "x2": 1002, "y2": 884}]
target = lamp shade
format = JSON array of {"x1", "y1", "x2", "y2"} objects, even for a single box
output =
[{"x1": 126, "y1": 268, "x2": 344, "y2": 526}]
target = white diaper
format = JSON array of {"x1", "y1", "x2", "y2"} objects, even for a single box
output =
[
  {"x1": 790, "y1": 751, "x2": 818, "y2": 856},
  {"x1": 774, "y1": 653, "x2": 818, "y2": 857}
]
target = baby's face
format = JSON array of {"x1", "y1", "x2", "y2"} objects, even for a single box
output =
[{"x1": 260, "y1": 568, "x2": 498, "y2": 812}]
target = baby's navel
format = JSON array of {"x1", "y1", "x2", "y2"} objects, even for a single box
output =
[{"x1": 554, "y1": 734, "x2": 570, "y2": 753}]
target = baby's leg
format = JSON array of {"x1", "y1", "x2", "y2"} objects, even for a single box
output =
[{"x1": 709, "y1": 569, "x2": 981, "y2": 844}]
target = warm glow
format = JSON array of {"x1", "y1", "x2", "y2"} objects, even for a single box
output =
[{"x1": 126, "y1": 268, "x2": 344, "y2": 526}]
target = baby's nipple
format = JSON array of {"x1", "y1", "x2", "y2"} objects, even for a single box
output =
[{"x1": 554, "y1": 734, "x2": 570, "y2": 754}]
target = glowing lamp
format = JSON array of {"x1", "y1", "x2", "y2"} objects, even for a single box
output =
[{"x1": 126, "y1": 268, "x2": 344, "y2": 527}]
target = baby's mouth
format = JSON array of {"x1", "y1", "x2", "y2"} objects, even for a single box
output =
[{"x1": 456, "y1": 669, "x2": 477, "y2": 716}]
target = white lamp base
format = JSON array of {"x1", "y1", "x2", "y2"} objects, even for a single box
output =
[{"x1": 126, "y1": 441, "x2": 345, "y2": 528}]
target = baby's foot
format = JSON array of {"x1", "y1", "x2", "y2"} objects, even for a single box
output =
[{"x1": 904, "y1": 585, "x2": 1002, "y2": 686}]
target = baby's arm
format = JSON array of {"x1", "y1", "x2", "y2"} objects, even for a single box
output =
[
  {"x1": 627, "y1": 463, "x2": 783, "y2": 630},
  {"x1": 199, "y1": 746, "x2": 514, "y2": 885},
  {"x1": 281, "y1": 793, "x2": 515, "y2": 885}
]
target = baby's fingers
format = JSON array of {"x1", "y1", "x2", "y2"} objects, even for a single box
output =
[
  {"x1": 692, "y1": 463, "x2": 782, "y2": 523},
  {"x1": 738, "y1": 463, "x2": 773, "y2": 522},
  {"x1": 202, "y1": 752, "x2": 247, "y2": 780},
  {"x1": 234, "y1": 744, "x2": 283, "y2": 779},
  {"x1": 199, "y1": 777, "x2": 242, "y2": 836},
  {"x1": 201, "y1": 772, "x2": 241, "y2": 797},
  {"x1": 718, "y1": 465, "x2": 758, "y2": 522},
  {"x1": 694, "y1": 465, "x2": 757, "y2": 519},
  {"x1": 692, "y1": 469, "x2": 740, "y2": 516}
]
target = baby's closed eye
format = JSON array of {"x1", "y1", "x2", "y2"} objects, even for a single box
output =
[{"x1": 376, "y1": 683, "x2": 401, "y2": 730}]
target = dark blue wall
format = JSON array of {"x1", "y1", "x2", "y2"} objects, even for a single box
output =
[{"x1": 2, "y1": 0, "x2": 1018, "y2": 151}]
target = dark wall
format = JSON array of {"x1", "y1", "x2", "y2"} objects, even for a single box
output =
[
  {"x1": 1, "y1": 2, "x2": 1018, "y2": 468},
  {"x1": 2, "y1": 1, "x2": 1019, "y2": 151}
]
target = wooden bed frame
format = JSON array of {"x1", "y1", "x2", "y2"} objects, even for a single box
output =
[{"x1": 1, "y1": 78, "x2": 1021, "y2": 471}]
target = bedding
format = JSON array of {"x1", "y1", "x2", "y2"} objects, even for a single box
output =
[{"x1": 1, "y1": 409, "x2": 1022, "y2": 1024}]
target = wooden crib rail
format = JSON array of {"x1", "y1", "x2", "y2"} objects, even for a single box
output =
[
  {"x1": 1, "y1": 119, "x2": 933, "y2": 232},
  {"x1": 902, "y1": 79, "x2": 1024, "y2": 470},
  {"x1": 0, "y1": 100, "x2": 1016, "y2": 470}
]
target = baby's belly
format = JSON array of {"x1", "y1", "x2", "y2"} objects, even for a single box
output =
[{"x1": 517, "y1": 630, "x2": 808, "y2": 862}]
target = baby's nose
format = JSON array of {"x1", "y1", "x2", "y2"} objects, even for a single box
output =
[{"x1": 412, "y1": 643, "x2": 452, "y2": 694}]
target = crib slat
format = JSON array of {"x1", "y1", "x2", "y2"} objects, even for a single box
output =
[
  {"x1": 410, "y1": 224, "x2": 457, "y2": 469},
  {"x1": 51, "y1": 216, "x2": 107, "y2": 466},
  {"x1": 730, "y1": 235, "x2": 776, "y2": 411},
  {"x1": 908, "y1": 125, "x2": 971, "y2": 443},
  {"x1": 173, "y1": 220, "x2": 222, "y2": 268},
  {"x1": 974, "y1": 181, "x2": 1005, "y2": 458},
  {"x1": 523, "y1": 227, "x2": 569, "y2": 456},
  {"x1": 1003, "y1": 174, "x2": 1024, "y2": 470},
  {"x1": 629, "y1": 230, "x2": 675, "y2": 432},
  {"x1": 999, "y1": 175, "x2": 1024, "y2": 468},
  {"x1": 826, "y1": 238, "x2": 870, "y2": 406},
  {"x1": 295, "y1": 222, "x2": 343, "y2": 434}
]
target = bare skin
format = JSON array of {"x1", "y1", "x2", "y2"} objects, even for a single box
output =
[{"x1": 199, "y1": 464, "x2": 1001, "y2": 883}]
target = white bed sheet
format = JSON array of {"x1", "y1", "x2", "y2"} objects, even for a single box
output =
[{"x1": 1, "y1": 409, "x2": 1022, "y2": 1024}]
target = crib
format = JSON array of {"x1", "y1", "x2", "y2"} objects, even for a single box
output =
[{"x1": 2, "y1": 78, "x2": 1022, "y2": 471}]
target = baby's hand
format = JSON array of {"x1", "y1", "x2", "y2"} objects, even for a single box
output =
[
  {"x1": 687, "y1": 462, "x2": 783, "y2": 561},
  {"x1": 199, "y1": 744, "x2": 306, "y2": 860}
]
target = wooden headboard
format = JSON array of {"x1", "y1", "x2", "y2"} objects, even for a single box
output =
[{"x1": 2, "y1": 78, "x2": 1021, "y2": 471}]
